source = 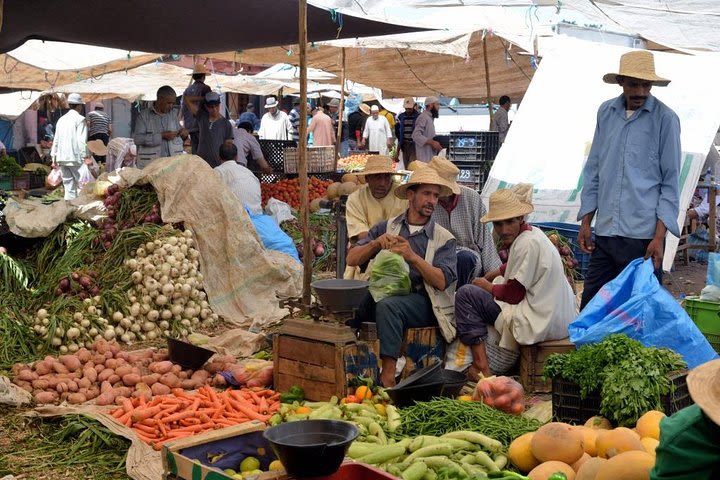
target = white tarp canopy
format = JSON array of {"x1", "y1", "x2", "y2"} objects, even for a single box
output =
[
  {"x1": 481, "y1": 37, "x2": 720, "y2": 270},
  {"x1": 6, "y1": 40, "x2": 152, "y2": 71},
  {"x1": 254, "y1": 63, "x2": 336, "y2": 81},
  {"x1": 0, "y1": 91, "x2": 41, "y2": 120},
  {"x1": 46, "y1": 63, "x2": 283, "y2": 102}
]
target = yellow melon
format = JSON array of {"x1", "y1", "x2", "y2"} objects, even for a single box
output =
[
  {"x1": 594, "y1": 450, "x2": 654, "y2": 480},
  {"x1": 571, "y1": 453, "x2": 591, "y2": 473},
  {"x1": 309, "y1": 198, "x2": 323, "y2": 213},
  {"x1": 508, "y1": 432, "x2": 540, "y2": 473},
  {"x1": 325, "y1": 182, "x2": 341, "y2": 199},
  {"x1": 528, "y1": 461, "x2": 576, "y2": 480},
  {"x1": 576, "y1": 457, "x2": 608, "y2": 480},
  {"x1": 595, "y1": 427, "x2": 645, "y2": 459},
  {"x1": 573, "y1": 426, "x2": 599, "y2": 457},
  {"x1": 584, "y1": 416, "x2": 612, "y2": 430},
  {"x1": 635, "y1": 410, "x2": 665, "y2": 440},
  {"x1": 341, "y1": 173, "x2": 358, "y2": 184},
  {"x1": 339, "y1": 181, "x2": 359, "y2": 196},
  {"x1": 530, "y1": 422, "x2": 585, "y2": 465},
  {"x1": 640, "y1": 437, "x2": 659, "y2": 457}
]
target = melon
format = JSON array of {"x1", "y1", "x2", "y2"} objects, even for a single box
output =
[
  {"x1": 573, "y1": 426, "x2": 599, "y2": 456},
  {"x1": 595, "y1": 427, "x2": 644, "y2": 459},
  {"x1": 325, "y1": 182, "x2": 341, "y2": 199},
  {"x1": 635, "y1": 410, "x2": 665, "y2": 440},
  {"x1": 576, "y1": 457, "x2": 608, "y2": 480},
  {"x1": 309, "y1": 198, "x2": 323, "y2": 213},
  {"x1": 584, "y1": 416, "x2": 612, "y2": 430},
  {"x1": 531, "y1": 422, "x2": 585, "y2": 465},
  {"x1": 528, "y1": 461, "x2": 576, "y2": 480},
  {"x1": 640, "y1": 437, "x2": 659, "y2": 457},
  {"x1": 571, "y1": 453, "x2": 591, "y2": 473},
  {"x1": 508, "y1": 432, "x2": 540, "y2": 473},
  {"x1": 339, "y1": 181, "x2": 359, "y2": 196},
  {"x1": 341, "y1": 173, "x2": 358, "y2": 184},
  {"x1": 594, "y1": 450, "x2": 654, "y2": 480}
]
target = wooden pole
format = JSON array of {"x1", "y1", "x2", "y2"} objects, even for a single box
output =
[
  {"x1": 336, "y1": 48, "x2": 346, "y2": 159},
  {"x1": 483, "y1": 33, "x2": 494, "y2": 128},
  {"x1": 298, "y1": 0, "x2": 312, "y2": 305}
]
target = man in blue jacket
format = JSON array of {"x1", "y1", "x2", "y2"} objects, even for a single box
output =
[{"x1": 395, "y1": 97, "x2": 419, "y2": 166}]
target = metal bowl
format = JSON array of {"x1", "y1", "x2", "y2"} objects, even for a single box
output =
[{"x1": 311, "y1": 279, "x2": 370, "y2": 312}]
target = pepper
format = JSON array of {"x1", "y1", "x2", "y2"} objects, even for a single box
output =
[
  {"x1": 279, "y1": 385, "x2": 305, "y2": 403},
  {"x1": 547, "y1": 474, "x2": 567, "y2": 480}
]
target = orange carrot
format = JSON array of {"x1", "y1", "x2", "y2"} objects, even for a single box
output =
[
  {"x1": 110, "y1": 407, "x2": 125, "y2": 419},
  {"x1": 132, "y1": 405, "x2": 162, "y2": 423},
  {"x1": 161, "y1": 410, "x2": 199, "y2": 424},
  {"x1": 123, "y1": 398, "x2": 135, "y2": 413},
  {"x1": 258, "y1": 396, "x2": 269, "y2": 414},
  {"x1": 226, "y1": 396, "x2": 268, "y2": 421},
  {"x1": 133, "y1": 423, "x2": 159, "y2": 436}
]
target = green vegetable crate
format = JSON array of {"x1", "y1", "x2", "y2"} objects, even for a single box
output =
[
  {"x1": 0, "y1": 175, "x2": 11, "y2": 191},
  {"x1": 683, "y1": 296, "x2": 720, "y2": 353},
  {"x1": 551, "y1": 371, "x2": 691, "y2": 425}
]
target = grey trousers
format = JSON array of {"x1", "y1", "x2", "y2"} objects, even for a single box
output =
[{"x1": 60, "y1": 165, "x2": 80, "y2": 200}]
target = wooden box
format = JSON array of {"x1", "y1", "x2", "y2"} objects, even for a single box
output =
[
  {"x1": 399, "y1": 327, "x2": 446, "y2": 379},
  {"x1": 519, "y1": 337, "x2": 575, "y2": 393},
  {"x1": 273, "y1": 334, "x2": 380, "y2": 401}
]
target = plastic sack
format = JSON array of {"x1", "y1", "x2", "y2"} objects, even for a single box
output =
[
  {"x1": 264, "y1": 197, "x2": 295, "y2": 226},
  {"x1": 700, "y1": 252, "x2": 720, "y2": 301},
  {"x1": 569, "y1": 258, "x2": 718, "y2": 369},
  {"x1": 472, "y1": 376, "x2": 525, "y2": 415},
  {"x1": 247, "y1": 209, "x2": 300, "y2": 262},
  {"x1": 45, "y1": 166, "x2": 62, "y2": 189},
  {"x1": 368, "y1": 250, "x2": 411, "y2": 302},
  {"x1": 78, "y1": 158, "x2": 99, "y2": 189}
]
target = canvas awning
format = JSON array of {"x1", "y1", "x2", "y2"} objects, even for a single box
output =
[{"x1": 0, "y1": 91, "x2": 41, "y2": 120}]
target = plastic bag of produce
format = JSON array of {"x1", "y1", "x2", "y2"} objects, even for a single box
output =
[
  {"x1": 570, "y1": 258, "x2": 718, "y2": 368},
  {"x1": 45, "y1": 166, "x2": 62, "y2": 189},
  {"x1": 368, "y1": 250, "x2": 411, "y2": 302},
  {"x1": 472, "y1": 375, "x2": 525, "y2": 415}
]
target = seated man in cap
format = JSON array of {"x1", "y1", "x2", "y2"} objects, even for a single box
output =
[
  {"x1": 184, "y1": 91, "x2": 234, "y2": 168},
  {"x1": 427, "y1": 156, "x2": 501, "y2": 288},
  {"x1": 133, "y1": 85, "x2": 188, "y2": 169},
  {"x1": 344, "y1": 155, "x2": 408, "y2": 279},
  {"x1": 454, "y1": 185, "x2": 575, "y2": 380},
  {"x1": 347, "y1": 168, "x2": 458, "y2": 387}
]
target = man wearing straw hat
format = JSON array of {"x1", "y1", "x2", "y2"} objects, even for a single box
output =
[
  {"x1": 428, "y1": 156, "x2": 501, "y2": 288},
  {"x1": 650, "y1": 358, "x2": 720, "y2": 479},
  {"x1": 258, "y1": 97, "x2": 293, "y2": 141},
  {"x1": 454, "y1": 185, "x2": 575, "y2": 380},
  {"x1": 578, "y1": 50, "x2": 681, "y2": 310},
  {"x1": 347, "y1": 167, "x2": 458, "y2": 387},
  {"x1": 182, "y1": 64, "x2": 212, "y2": 155}
]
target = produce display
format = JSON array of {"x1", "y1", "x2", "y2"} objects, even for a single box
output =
[
  {"x1": 280, "y1": 213, "x2": 336, "y2": 271},
  {"x1": 336, "y1": 154, "x2": 369, "y2": 172},
  {"x1": 110, "y1": 386, "x2": 279, "y2": 450},
  {"x1": 260, "y1": 176, "x2": 332, "y2": 210},
  {"x1": 543, "y1": 334, "x2": 686, "y2": 426}
]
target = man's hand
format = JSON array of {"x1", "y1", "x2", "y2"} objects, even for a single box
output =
[
  {"x1": 578, "y1": 222, "x2": 595, "y2": 254},
  {"x1": 374, "y1": 233, "x2": 398, "y2": 250},
  {"x1": 261, "y1": 164, "x2": 274, "y2": 174},
  {"x1": 472, "y1": 277, "x2": 494, "y2": 293},
  {"x1": 178, "y1": 128, "x2": 189, "y2": 140},
  {"x1": 430, "y1": 140, "x2": 443, "y2": 152},
  {"x1": 644, "y1": 238, "x2": 664, "y2": 270},
  {"x1": 161, "y1": 131, "x2": 177, "y2": 141},
  {"x1": 389, "y1": 236, "x2": 416, "y2": 262}
]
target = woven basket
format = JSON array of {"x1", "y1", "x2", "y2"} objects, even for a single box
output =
[{"x1": 284, "y1": 146, "x2": 336, "y2": 174}]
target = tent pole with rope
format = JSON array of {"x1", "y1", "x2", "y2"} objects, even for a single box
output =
[
  {"x1": 298, "y1": 0, "x2": 312, "y2": 305},
  {"x1": 335, "y1": 47, "x2": 346, "y2": 159}
]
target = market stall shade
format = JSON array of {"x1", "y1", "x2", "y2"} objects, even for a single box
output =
[{"x1": 0, "y1": 0, "x2": 424, "y2": 54}]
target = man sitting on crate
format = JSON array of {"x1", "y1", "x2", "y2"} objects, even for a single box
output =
[
  {"x1": 454, "y1": 184, "x2": 575, "y2": 381},
  {"x1": 347, "y1": 167, "x2": 458, "y2": 387},
  {"x1": 344, "y1": 155, "x2": 408, "y2": 279},
  {"x1": 426, "y1": 156, "x2": 501, "y2": 288}
]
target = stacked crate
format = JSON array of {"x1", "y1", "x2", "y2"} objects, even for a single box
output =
[{"x1": 447, "y1": 131, "x2": 500, "y2": 192}]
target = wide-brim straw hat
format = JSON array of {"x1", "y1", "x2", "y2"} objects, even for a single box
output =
[
  {"x1": 357, "y1": 155, "x2": 401, "y2": 177},
  {"x1": 603, "y1": 50, "x2": 670, "y2": 87},
  {"x1": 428, "y1": 156, "x2": 460, "y2": 195},
  {"x1": 687, "y1": 358, "x2": 720, "y2": 426},
  {"x1": 359, "y1": 103, "x2": 371, "y2": 115},
  {"x1": 395, "y1": 167, "x2": 453, "y2": 199},
  {"x1": 188, "y1": 64, "x2": 211, "y2": 76},
  {"x1": 87, "y1": 139, "x2": 108, "y2": 156},
  {"x1": 481, "y1": 185, "x2": 534, "y2": 222}
]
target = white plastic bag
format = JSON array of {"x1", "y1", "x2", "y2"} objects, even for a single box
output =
[
  {"x1": 264, "y1": 197, "x2": 295, "y2": 225},
  {"x1": 45, "y1": 166, "x2": 62, "y2": 189},
  {"x1": 78, "y1": 158, "x2": 99, "y2": 189}
]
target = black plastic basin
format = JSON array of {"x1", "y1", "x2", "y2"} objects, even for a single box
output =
[
  {"x1": 386, "y1": 381, "x2": 445, "y2": 407},
  {"x1": 166, "y1": 337, "x2": 215, "y2": 370},
  {"x1": 440, "y1": 368, "x2": 468, "y2": 398},
  {"x1": 263, "y1": 420, "x2": 359, "y2": 478},
  {"x1": 311, "y1": 279, "x2": 369, "y2": 312}
]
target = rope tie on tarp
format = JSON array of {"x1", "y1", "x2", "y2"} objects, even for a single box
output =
[{"x1": 329, "y1": 8, "x2": 343, "y2": 38}]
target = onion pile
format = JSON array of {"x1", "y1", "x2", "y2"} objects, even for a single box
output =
[
  {"x1": 54, "y1": 270, "x2": 100, "y2": 298},
  {"x1": 32, "y1": 297, "x2": 112, "y2": 354}
]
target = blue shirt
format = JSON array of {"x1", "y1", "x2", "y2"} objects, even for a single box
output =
[
  {"x1": 578, "y1": 94, "x2": 681, "y2": 239},
  {"x1": 357, "y1": 212, "x2": 457, "y2": 291},
  {"x1": 238, "y1": 111, "x2": 260, "y2": 132}
]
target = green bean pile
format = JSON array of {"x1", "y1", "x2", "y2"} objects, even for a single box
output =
[{"x1": 398, "y1": 399, "x2": 542, "y2": 448}]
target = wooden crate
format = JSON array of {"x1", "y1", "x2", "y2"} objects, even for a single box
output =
[
  {"x1": 519, "y1": 338, "x2": 575, "y2": 393},
  {"x1": 399, "y1": 327, "x2": 446, "y2": 379},
  {"x1": 273, "y1": 334, "x2": 380, "y2": 401}
]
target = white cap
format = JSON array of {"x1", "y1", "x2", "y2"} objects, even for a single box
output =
[
  {"x1": 370, "y1": 105, "x2": 380, "y2": 112},
  {"x1": 424, "y1": 96, "x2": 439, "y2": 106},
  {"x1": 264, "y1": 97, "x2": 279, "y2": 109},
  {"x1": 67, "y1": 93, "x2": 84, "y2": 105}
]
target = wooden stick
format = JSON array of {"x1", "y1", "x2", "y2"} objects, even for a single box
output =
[
  {"x1": 336, "y1": 47, "x2": 346, "y2": 160},
  {"x1": 483, "y1": 32, "x2": 494, "y2": 127},
  {"x1": 299, "y1": 0, "x2": 312, "y2": 305}
]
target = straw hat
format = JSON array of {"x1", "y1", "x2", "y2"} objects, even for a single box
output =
[
  {"x1": 687, "y1": 358, "x2": 720, "y2": 426},
  {"x1": 264, "y1": 97, "x2": 279, "y2": 109},
  {"x1": 481, "y1": 184, "x2": 534, "y2": 222},
  {"x1": 189, "y1": 64, "x2": 211, "y2": 76},
  {"x1": 87, "y1": 139, "x2": 107, "y2": 156},
  {"x1": 357, "y1": 155, "x2": 401, "y2": 177},
  {"x1": 603, "y1": 50, "x2": 670, "y2": 86},
  {"x1": 428, "y1": 156, "x2": 460, "y2": 195},
  {"x1": 395, "y1": 167, "x2": 453, "y2": 199},
  {"x1": 359, "y1": 103, "x2": 371, "y2": 115}
]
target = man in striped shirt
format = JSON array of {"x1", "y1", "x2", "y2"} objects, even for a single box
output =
[{"x1": 86, "y1": 103, "x2": 111, "y2": 162}]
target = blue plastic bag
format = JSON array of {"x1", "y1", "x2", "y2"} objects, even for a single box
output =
[
  {"x1": 247, "y1": 209, "x2": 301, "y2": 262},
  {"x1": 569, "y1": 258, "x2": 718, "y2": 368}
]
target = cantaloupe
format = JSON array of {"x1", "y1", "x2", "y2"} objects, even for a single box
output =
[
  {"x1": 508, "y1": 432, "x2": 540, "y2": 473},
  {"x1": 584, "y1": 416, "x2": 612, "y2": 430},
  {"x1": 595, "y1": 427, "x2": 645, "y2": 458},
  {"x1": 325, "y1": 182, "x2": 341, "y2": 199},
  {"x1": 594, "y1": 450, "x2": 654, "y2": 480},
  {"x1": 640, "y1": 437, "x2": 659, "y2": 457},
  {"x1": 341, "y1": 173, "x2": 358, "y2": 184},
  {"x1": 528, "y1": 461, "x2": 576, "y2": 480},
  {"x1": 636, "y1": 410, "x2": 665, "y2": 440},
  {"x1": 339, "y1": 181, "x2": 359, "y2": 196},
  {"x1": 530, "y1": 422, "x2": 585, "y2": 465},
  {"x1": 576, "y1": 457, "x2": 608, "y2": 480},
  {"x1": 571, "y1": 453, "x2": 591, "y2": 473},
  {"x1": 573, "y1": 427, "x2": 599, "y2": 457},
  {"x1": 309, "y1": 198, "x2": 323, "y2": 213}
]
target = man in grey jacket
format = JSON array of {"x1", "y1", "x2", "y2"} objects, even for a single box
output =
[
  {"x1": 412, "y1": 96, "x2": 443, "y2": 162},
  {"x1": 132, "y1": 85, "x2": 188, "y2": 168}
]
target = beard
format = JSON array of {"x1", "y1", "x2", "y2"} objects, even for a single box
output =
[{"x1": 430, "y1": 107, "x2": 439, "y2": 119}]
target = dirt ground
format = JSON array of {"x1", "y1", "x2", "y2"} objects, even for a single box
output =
[{"x1": 663, "y1": 258, "x2": 708, "y2": 298}]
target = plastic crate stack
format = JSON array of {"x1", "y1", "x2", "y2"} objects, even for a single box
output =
[
  {"x1": 255, "y1": 139, "x2": 297, "y2": 183},
  {"x1": 448, "y1": 131, "x2": 500, "y2": 192},
  {"x1": 535, "y1": 222, "x2": 594, "y2": 280},
  {"x1": 683, "y1": 297, "x2": 720, "y2": 353}
]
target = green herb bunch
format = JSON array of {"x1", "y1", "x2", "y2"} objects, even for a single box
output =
[
  {"x1": 544, "y1": 334, "x2": 686, "y2": 426},
  {"x1": 0, "y1": 154, "x2": 22, "y2": 177}
]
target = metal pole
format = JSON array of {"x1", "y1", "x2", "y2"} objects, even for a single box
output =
[
  {"x1": 298, "y1": 0, "x2": 312, "y2": 305},
  {"x1": 336, "y1": 48, "x2": 346, "y2": 160}
]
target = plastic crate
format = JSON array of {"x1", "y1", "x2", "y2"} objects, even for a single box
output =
[
  {"x1": 535, "y1": 222, "x2": 593, "y2": 279},
  {"x1": 12, "y1": 173, "x2": 30, "y2": 190},
  {"x1": 683, "y1": 296, "x2": 720, "y2": 353},
  {"x1": 451, "y1": 160, "x2": 492, "y2": 192},
  {"x1": 29, "y1": 172, "x2": 46, "y2": 189},
  {"x1": 0, "y1": 175, "x2": 11, "y2": 191},
  {"x1": 551, "y1": 371, "x2": 691, "y2": 425},
  {"x1": 448, "y1": 131, "x2": 500, "y2": 163},
  {"x1": 283, "y1": 146, "x2": 337, "y2": 174},
  {"x1": 257, "y1": 139, "x2": 297, "y2": 172}
]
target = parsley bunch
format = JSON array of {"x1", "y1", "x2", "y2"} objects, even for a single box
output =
[{"x1": 544, "y1": 334, "x2": 686, "y2": 426}]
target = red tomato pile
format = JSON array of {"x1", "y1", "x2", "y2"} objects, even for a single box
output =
[{"x1": 260, "y1": 176, "x2": 332, "y2": 209}]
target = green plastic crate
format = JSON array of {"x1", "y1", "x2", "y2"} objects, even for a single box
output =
[{"x1": 683, "y1": 296, "x2": 720, "y2": 353}]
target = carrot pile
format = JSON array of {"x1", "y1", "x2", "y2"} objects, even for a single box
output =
[{"x1": 109, "y1": 385, "x2": 280, "y2": 449}]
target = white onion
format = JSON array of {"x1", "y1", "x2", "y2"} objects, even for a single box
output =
[
  {"x1": 146, "y1": 330, "x2": 158, "y2": 340},
  {"x1": 59, "y1": 345, "x2": 69, "y2": 354},
  {"x1": 120, "y1": 317, "x2": 132, "y2": 328},
  {"x1": 112, "y1": 311, "x2": 124, "y2": 322},
  {"x1": 68, "y1": 343, "x2": 79, "y2": 353},
  {"x1": 51, "y1": 337, "x2": 62, "y2": 346},
  {"x1": 114, "y1": 326, "x2": 125, "y2": 336},
  {"x1": 142, "y1": 321, "x2": 155, "y2": 332},
  {"x1": 42, "y1": 318, "x2": 49, "y2": 326},
  {"x1": 121, "y1": 333, "x2": 131, "y2": 343},
  {"x1": 37, "y1": 309, "x2": 48, "y2": 319},
  {"x1": 155, "y1": 294, "x2": 168, "y2": 306},
  {"x1": 147, "y1": 310, "x2": 160, "y2": 322},
  {"x1": 88, "y1": 327, "x2": 99, "y2": 337},
  {"x1": 73, "y1": 312, "x2": 84, "y2": 322},
  {"x1": 130, "y1": 323, "x2": 141, "y2": 333},
  {"x1": 131, "y1": 271, "x2": 143, "y2": 284},
  {"x1": 80, "y1": 319, "x2": 91, "y2": 328},
  {"x1": 129, "y1": 303, "x2": 141, "y2": 317},
  {"x1": 161, "y1": 309, "x2": 173, "y2": 320},
  {"x1": 103, "y1": 329, "x2": 116, "y2": 340}
]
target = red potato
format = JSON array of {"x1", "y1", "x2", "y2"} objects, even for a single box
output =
[
  {"x1": 78, "y1": 377, "x2": 92, "y2": 389},
  {"x1": 104, "y1": 351, "x2": 113, "y2": 360},
  {"x1": 113, "y1": 386, "x2": 132, "y2": 399},
  {"x1": 92, "y1": 354, "x2": 106, "y2": 365},
  {"x1": 159, "y1": 373, "x2": 179, "y2": 388},
  {"x1": 149, "y1": 361, "x2": 173, "y2": 375},
  {"x1": 95, "y1": 391, "x2": 116, "y2": 406},
  {"x1": 115, "y1": 364, "x2": 133, "y2": 377},
  {"x1": 16, "y1": 369, "x2": 37, "y2": 382},
  {"x1": 104, "y1": 358, "x2": 119, "y2": 370},
  {"x1": 34, "y1": 362, "x2": 52, "y2": 376},
  {"x1": 108, "y1": 343, "x2": 121, "y2": 357},
  {"x1": 140, "y1": 373, "x2": 160, "y2": 386},
  {"x1": 59, "y1": 355, "x2": 82, "y2": 372},
  {"x1": 114, "y1": 396, "x2": 129, "y2": 406},
  {"x1": 122, "y1": 373, "x2": 141, "y2": 386},
  {"x1": 15, "y1": 381, "x2": 33, "y2": 393},
  {"x1": 56, "y1": 382, "x2": 69, "y2": 393},
  {"x1": 85, "y1": 387, "x2": 99, "y2": 400},
  {"x1": 204, "y1": 361, "x2": 224, "y2": 374},
  {"x1": 67, "y1": 380, "x2": 79, "y2": 392},
  {"x1": 34, "y1": 391, "x2": 59, "y2": 404},
  {"x1": 97, "y1": 369, "x2": 114, "y2": 382},
  {"x1": 190, "y1": 370, "x2": 209, "y2": 384},
  {"x1": 107, "y1": 374, "x2": 121, "y2": 385},
  {"x1": 180, "y1": 379, "x2": 197, "y2": 390},
  {"x1": 83, "y1": 367, "x2": 98, "y2": 383},
  {"x1": 100, "y1": 380, "x2": 113, "y2": 393},
  {"x1": 31, "y1": 379, "x2": 50, "y2": 391},
  {"x1": 94, "y1": 363, "x2": 105, "y2": 374},
  {"x1": 76, "y1": 348, "x2": 92, "y2": 364},
  {"x1": 52, "y1": 362, "x2": 69, "y2": 375},
  {"x1": 151, "y1": 382, "x2": 171, "y2": 396},
  {"x1": 132, "y1": 388, "x2": 152, "y2": 401},
  {"x1": 67, "y1": 393, "x2": 87, "y2": 405},
  {"x1": 170, "y1": 364, "x2": 182, "y2": 375},
  {"x1": 177, "y1": 371, "x2": 188, "y2": 380}
]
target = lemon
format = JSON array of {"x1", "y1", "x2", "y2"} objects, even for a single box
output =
[
  {"x1": 268, "y1": 460, "x2": 284, "y2": 471},
  {"x1": 374, "y1": 403, "x2": 387, "y2": 417},
  {"x1": 224, "y1": 468, "x2": 236, "y2": 475},
  {"x1": 240, "y1": 456, "x2": 261, "y2": 473}
]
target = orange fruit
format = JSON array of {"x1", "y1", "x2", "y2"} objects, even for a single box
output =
[
  {"x1": 294, "y1": 406, "x2": 311, "y2": 415},
  {"x1": 355, "y1": 385, "x2": 373, "y2": 400},
  {"x1": 635, "y1": 410, "x2": 665, "y2": 440}
]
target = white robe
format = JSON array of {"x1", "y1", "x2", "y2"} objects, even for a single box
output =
[
  {"x1": 362, "y1": 116, "x2": 392, "y2": 155},
  {"x1": 258, "y1": 111, "x2": 292, "y2": 140}
]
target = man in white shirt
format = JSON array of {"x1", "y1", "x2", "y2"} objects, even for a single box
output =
[
  {"x1": 215, "y1": 143, "x2": 262, "y2": 214},
  {"x1": 490, "y1": 95, "x2": 511, "y2": 143},
  {"x1": 50, "y1": 93, "x2": 88, "y2": 200},
  {"x1": 258, "y1": 97, "x2": 293, "y2": 140},
  {"x1": 361, "y1": 105, "x2": 393, "y2": 155}
]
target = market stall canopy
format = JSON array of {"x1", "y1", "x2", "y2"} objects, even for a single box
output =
[
  {"x1": 254, "y1": 64, "x2": 336, "y2": 82},
  {"x1": 208, "y1": 29, "x2": 534, "y2": 102},
  {"x1": 0, "y1": 91, "x2": 41, "y2": 120},
  {"x1": 0, "y1": 0, "x2": 424, "y2": 54},
  {"x1": 46, "y1": 63, "x2": 283, "y2": 102}
]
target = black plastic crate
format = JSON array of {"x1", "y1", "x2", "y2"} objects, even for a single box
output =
[
  {"x1": 535, "y1": 222, "x2": 594, "y2": 279},
  {"x1": 448, "y1": 131, "x2": 500, "y2": 163},
  {"x1": 551, "y1": 371, "x2": 692, "y2": 425},
  {"x1": 452, "y1": 161, "x2": 492, "y2": 192},
  {"x1": 256, "y1": 139, "x2": 297, "y2": 172},
  {"x1": 29, "y1": 172, "x2": 46, "y2": 189}
]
